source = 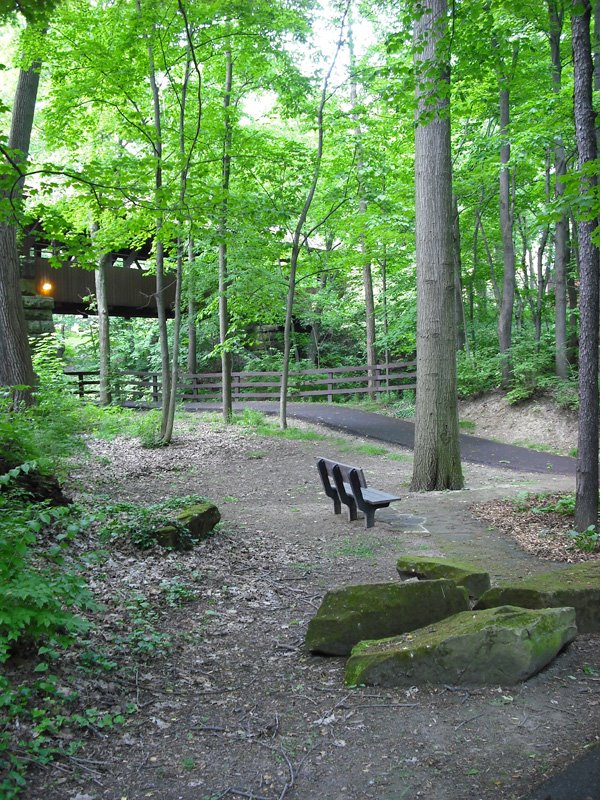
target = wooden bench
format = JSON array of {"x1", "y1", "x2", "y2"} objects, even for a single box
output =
[{"x1": 317, "y1": 457, "x2": 402, "y2": 529}]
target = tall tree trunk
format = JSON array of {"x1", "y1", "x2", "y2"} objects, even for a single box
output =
[
  {"x1": 452, "y1": 194, "x2": 467, "y2": 352},
  {"x1": 410, "y1": 0, "x2": 463, "y2": 492},
  {"x1": 163, "y1": 55, "x2": 192, "y2": 445},
  {"x1": 0, "y1": 63, "x2": 41, "y2": 403},
  {"x1": 496, "y1": 42, "x2": 519, "y2": 388},
  {"x1": 279, "y1": 6, "x2": 349, "y2": 429},
  {"x1": 381, "y1": 244, "x2": 390, "y2": 369},
  {"x1": 219, "y1": 49, "x2": 233, "y2": 423},
  {"x1": 572, "y1": 0, "x2": 599, "y2": 531},
  {"x1": 187, "y1": 238, "x2": 197, "y2": 375},
  {"x1": 138, "y1": 1, "x2": 170, "y2": 435},
  {"x1": 348, "y1": 15, "x2": 377, "y2": 394},
  {"x1": 91, "y1": 223, "x2": 112, "y2": 405},
  {"x1": 549, "y1": 0, "x2": 570, "y2": 378}
]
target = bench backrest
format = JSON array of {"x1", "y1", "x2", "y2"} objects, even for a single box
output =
[{"x1": 317, "y1": 457, "x2": 367, "y2": 492}]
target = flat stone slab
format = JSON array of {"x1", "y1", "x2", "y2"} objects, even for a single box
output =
[
  {"x1": 305, "y1": 579, "x2": 469, "y2": 656},
  {"x1": 396, "y1": 555, "x2": 491, "y2": 599},
  {"x1": 475, "y1": 562, "x2": 600, "y2": 633},
  {"x1": 345, "y1": 605, "x2": 577, "y2": 687},
  {"x1": 153, "y1": 502, "x2": 221, "y2": 550}
]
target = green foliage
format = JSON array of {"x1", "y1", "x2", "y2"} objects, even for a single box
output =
[
  {"x1": 0, "y1": 670, "x2": 82, "y2": 800},
  {"x1": 0, "y1": 336, "x2": 96, "y2": 476},
  {"x1": 97, "y1": 495, "x2": 208, "y2": 550},
  {"x1": 159, "y1": 577, "x2": 199, "y2": 607},
  {"x1": 114, "y1": 593, "x2": 171, "y2": 658},
  {"x1": 134, "y1": 409, "x2": 164, "y2": 449},
  {"x1": 0, "y1": 493, "x2": 96, "y2": 663},
  {"x1": 531, "y1": 494, "x2": 576, "y2": 515},
  {"x1": 456, "y1": 350, "x2": 501, "y2": 398},
  {"x1": 568, "y1": 526, "x2": 600, "y2": 554},
  {"x1": 505, "y1": 337, "x2": 556, "y2": 405}
]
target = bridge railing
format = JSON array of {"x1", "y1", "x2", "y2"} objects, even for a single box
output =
[{"x1": 64, "y1": 361, "x2": 416, "y2": 405}]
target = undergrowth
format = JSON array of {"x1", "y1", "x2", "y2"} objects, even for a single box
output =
[{"x1": 512, "y1": 491, "x2": 600, "y2": 554}]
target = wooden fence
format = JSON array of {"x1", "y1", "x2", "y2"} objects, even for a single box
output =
[{"x1": 64, "y1": 361, "x2": 416, "y2": 405}]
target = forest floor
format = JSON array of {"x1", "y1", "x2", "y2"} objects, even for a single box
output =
[{"x1": 16, "y1": 397, "x2": 600, "y2": 800}]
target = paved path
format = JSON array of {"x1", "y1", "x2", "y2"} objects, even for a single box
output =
[{"x1": 189, "y1": 401, "x2": 577, "y2": 476}]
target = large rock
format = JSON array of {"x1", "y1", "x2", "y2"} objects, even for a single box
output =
[
  {"x1": 305, "y1": 579, "x2": 469, "y2": 656},
  {"x1": 475, "y1": 562, "x2": 600, "y2": 633},
  {"x1": 396, "y1": 555, "x2": 491, "y2": 599},
  {"x1": 345, "y1": 605, "x2": 577, "y2": 687},
  {"x1": 153, "y1": 502, "x2": 221, "y2": 550}
]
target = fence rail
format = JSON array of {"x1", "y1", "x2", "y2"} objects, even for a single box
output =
[{"x1": 64, "y1": 362, "x2": 416, "y2": 405}]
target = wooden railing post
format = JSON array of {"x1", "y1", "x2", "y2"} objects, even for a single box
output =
[
  {"x1": 327, "y1": 371, "x2": 334, "y2": 403},
  {"x1": 77, "y1": 371, "x2": 85, "y2": 398},
  {"x1": 151, "y1": 373, "x2": 159, "y2": 404},
  {"x1": 233, "y1": 373, "x2": 241, "y2": 401}
]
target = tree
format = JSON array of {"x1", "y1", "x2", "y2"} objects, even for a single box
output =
[
  {"x1": 495, "y1": 33, "x2": 519, "y2": 388},
  {"x1": 410, "y1": 0, "x2": 463, "y2": 491},
  {"x1": 549, "y1": 0, "x2": 571, "y2": 379},
  {"x1": 572, "y1": 0, "x2": 598, "y2": 531},
  {"x1": 279, "y1": 6, "x2": 349, "y2": 429},
  {"x1": 0, "y1": 2, "x2": 55, "y2": 403},
  {"x1": 91, "y1": 223, "x2": 111, "y2": 405},
  {"x1": 348, "y1": 10, "x2": 377, "y2": 393},
  {"x1": 218, "y1": 47, "x2": 234, "y2": 423}
]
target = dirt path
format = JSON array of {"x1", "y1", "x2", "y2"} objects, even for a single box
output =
[{"x1": 22, "y1": 417, "x2": 599, "y2": 800}]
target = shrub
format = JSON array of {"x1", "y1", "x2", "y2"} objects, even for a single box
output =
[
  {"x1": 456, "y1": 351, "x2": 501, "y2": 398},
  {"x1": 0, "y1": 491, "x2": 96, "y2": 663}
]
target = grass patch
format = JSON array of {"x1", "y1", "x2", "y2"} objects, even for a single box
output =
[
  {"x1": 332, "y1": 535, "x2": 400, "y2": 559},
  {"x1": 514, "y1": 440, "x2": 561, "y2": 455},
  {"x1": 198, "y1": 410, "x2": 327, "y2": 442},
  {"x1": 332, "y1": 439, "x2": 389, "y2": 457},
  {"x1": 459, "y1": 419, "x2": 476, "y2": 431},
  {"x1": 387, "y1": 453, "x2": 413, "y2": 462}
]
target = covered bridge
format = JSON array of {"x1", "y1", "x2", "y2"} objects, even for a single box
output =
[{"x1": 20, "y1": 224, "x2": 176, "y2": 320}]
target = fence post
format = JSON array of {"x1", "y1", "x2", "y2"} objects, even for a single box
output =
[
  {"x1": 233, "y1": 373, "x2": 240, "y2": 401},
  {"x1": 77, "y1": 371, "x2": 85, "y2": 398},
  {"x1": 327, "y1": 371, "x2": 334, "y2": 403},
  {"x1": 151, "y1": 374, "x2": 159, "y2": 404}
]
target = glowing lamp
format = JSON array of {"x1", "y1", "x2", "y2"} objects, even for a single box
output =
[{"x1": 40, "y1": 280, "x2": 54, "y2": 295}]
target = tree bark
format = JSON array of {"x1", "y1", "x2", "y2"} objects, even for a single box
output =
[
  {"x1": 187, "y1": 238, "x2": 197, "y2": 375},
  {"x1": 549, "y1": 0, "x2": 570, "y2": 378},
  {"x1": 279, "y1": 7, "x2": 349, "y2": 429},
  {"x1": 137, "y1": 0, "x2": 171, "y2": 439},
  {"x1": 91, "y1": 223, "x2": 112, "y2": 405},
  {"x1": 219, "y1": 48, "x2": 233, "y2": 423},
  {"x1": 496, "y1": 43, "x2": 518, "y2": 388},
  {"x1": 572, "y1": 0, "x2": 599, "y2": 531},
  {"x1": 0, "y1": 63, "x2": 41, "y2": 403},
  {"x1": 410, "y1": 0, "x2": 463, "y2": 492},
  {"x1": 452, "y1": 194, "x2": 467, "y2": 352},
  {"x1": 348, "y1": 16, "x2": 376, "y2": 394}
]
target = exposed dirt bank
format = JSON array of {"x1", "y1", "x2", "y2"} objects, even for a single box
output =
[{"x1": 459, "y1": 394, "x2": 578, "y2": 455}]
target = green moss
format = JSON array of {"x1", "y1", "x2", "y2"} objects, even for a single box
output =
[
  {"x1": 345, "y1": 606, "x2": 578, "y2": 687},
  {"x1": 305, "y1": 579, "x2": 469, "y2": 656},
  {"x1": 396, "y1": 556, "x2": 491, "y2": 598},
  {"x1": 475, "y1": 563, "x2": 600, "y2": 633}
]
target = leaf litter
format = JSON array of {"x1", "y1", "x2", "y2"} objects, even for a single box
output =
[{"x1": 12, "y1": 418, "x2": 600, "y2": 800}]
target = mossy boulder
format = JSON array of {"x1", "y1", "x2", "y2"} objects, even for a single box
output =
[
  {"x1": 153, "y1": 502, "x2": 221, "y2": 550},
  {"x1": 475, "y1": 562, "x2": 600, "y2": 633},
  {"x1": 305, "y1": 579, "x2": 469, "y2": 656},
  {"x1": 396, "y1": 555, "x2": 491, "y2": 599},
  {"x1": 345, "y1": 605, "x2": 577, "y2": 687}
]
